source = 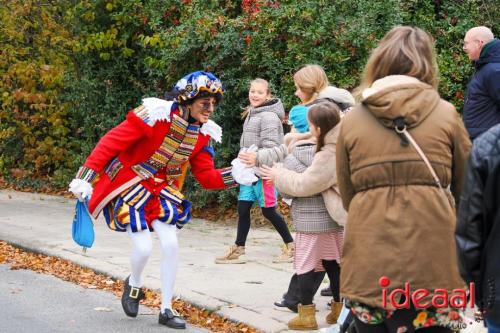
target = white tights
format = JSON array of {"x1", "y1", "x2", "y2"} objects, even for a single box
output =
[{"x1": 127, "y1": 220, "x2": 178, "y2": 311}]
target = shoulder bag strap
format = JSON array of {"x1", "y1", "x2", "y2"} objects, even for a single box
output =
[{"x1": 394, "y1": 120, "x2": 453, "y2": 209}]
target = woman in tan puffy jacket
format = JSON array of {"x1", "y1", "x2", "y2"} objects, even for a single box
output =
[{"x1": 336, "y1": 26, "x2": 471, "y2": 333}]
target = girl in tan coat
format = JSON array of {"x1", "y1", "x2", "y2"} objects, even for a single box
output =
[
  {"x1": 336, "y1": 26, "x2": 471, "y2": 333},
  {"x1": 261, "y1": 102, "x2": 347, "y2": 330}
]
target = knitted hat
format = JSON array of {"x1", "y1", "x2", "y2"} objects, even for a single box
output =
[{"x1": 289, "y1": 105, "x2": 310, "y2": 133}]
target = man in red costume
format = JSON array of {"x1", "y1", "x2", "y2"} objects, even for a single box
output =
[{"x1": 69, "y1": 71, "x2": 236, "y2": 329}]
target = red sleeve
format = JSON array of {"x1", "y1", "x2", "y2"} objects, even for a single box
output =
[
  {"x1": 189, "y1": 143, "x2": 236, "y2": 190},
  {"x1": 83, "y1": 111, "x2": 153, "y2": 173}
]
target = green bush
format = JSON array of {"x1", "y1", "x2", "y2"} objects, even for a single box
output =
[
  {"x1": 1, "y1": 0, "x2": 498, "y2": 209},
  {"x1": 0, "y1": 0, "x2": 76, "y2": 185}
]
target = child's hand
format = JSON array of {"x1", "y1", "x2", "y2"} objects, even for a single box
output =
[
  {"x1": 259, "y1": 165, "x2": 278, "y2": 183},
  {"x1": 238, "y1": 152, "x2": 257, "y2": 167}
]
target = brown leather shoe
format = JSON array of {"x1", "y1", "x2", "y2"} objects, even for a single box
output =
[{"x1": 215, "y1": 245, "x2": 246, "y2": 264}]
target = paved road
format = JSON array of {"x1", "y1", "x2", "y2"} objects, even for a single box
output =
[
  {"x1": 0, "y1": 264, "x2": 208, "y2": 333},
  {"x1": 0, "y1": 190, "x2": 334, "y2": 332}
]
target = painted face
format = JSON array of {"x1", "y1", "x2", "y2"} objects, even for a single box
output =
[
  {"x1": 308, "y1": 118, "x2": 320, "y2": 138},
  {"x1": 294, "y1": 82, "x2": 312, "y2": 104},
  {"x1": 188, "y1": 96, "x2": 217, "y2": 123},
  {"x1": 248, "y1": 82, "x2": 270, "y2": 107},
  {"x1": 463, "y1": 32, "x2": 483, "y2": 61}
]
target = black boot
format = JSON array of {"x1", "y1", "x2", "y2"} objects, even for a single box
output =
[
  {"x1": 121, "y1": 276, "x2": 145, "y2": 317},
  {"x1": 321, "y1": 286, "x2": 333, "y2": 297},
  {"x1": 159, "y1": 308, "x2": 186, "y2": 329}
]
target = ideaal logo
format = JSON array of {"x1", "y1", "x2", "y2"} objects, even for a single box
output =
[{"x1": 379, "y1": 276, "x2": 475, "y2": 309}]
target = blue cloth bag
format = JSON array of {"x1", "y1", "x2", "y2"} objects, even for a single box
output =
[{"x1": 72, "y1": 200, "x2": 95, "y2": 249}]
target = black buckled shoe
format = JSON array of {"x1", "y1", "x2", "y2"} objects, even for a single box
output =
[
  {"x1": 121, "y1": 276, "x2": 145, "y2": 317},
  {"x1": 159, "y1": 308, "x2": 186, "y2": 329},
  {"x1": 273, "y1": 299, "x2": 298, "y2": 313},
  {"x1": 321, "y1": 287, "x2": 333, "y2": 297}
]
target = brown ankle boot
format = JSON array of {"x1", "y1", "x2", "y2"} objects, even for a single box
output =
[
  {"x1": 326, "y1": 301, "x2": 343, "y2": 324},
  {"x1": 288, "y1": 303, "x2": 318, "y2": 330}
]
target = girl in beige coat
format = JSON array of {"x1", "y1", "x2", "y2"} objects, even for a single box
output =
[{"x1": 261, "y1": 102, "x2": 347, "y2": 330}]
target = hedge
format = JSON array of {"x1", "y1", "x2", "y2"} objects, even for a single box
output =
[{"x1": 1, "y1": 0, "x2": 498, "y2": 208}]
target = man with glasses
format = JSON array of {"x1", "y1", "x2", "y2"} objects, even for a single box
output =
[{"x1": 462, "y1": 26, "x2": 500, "y2": 141}]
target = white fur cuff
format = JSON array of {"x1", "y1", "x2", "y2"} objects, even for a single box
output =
[{"x1": 200, "y1": 120, "x2": 222, "y2": 143}]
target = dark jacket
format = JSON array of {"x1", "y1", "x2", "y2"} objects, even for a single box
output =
[
  {"x1": 463, "y1": 38, "x2": 500, "y2": 140},
  {"x1": 456, "y1": 123, "x2": 500, "y2": 320}
]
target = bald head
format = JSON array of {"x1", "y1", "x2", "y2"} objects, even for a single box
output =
[
  {"x1": 466, "y1": 27, "x2": 494, "y2": 42},
  {"x1": 464, "y1": 26, "x2": 495, "y2": 61}
]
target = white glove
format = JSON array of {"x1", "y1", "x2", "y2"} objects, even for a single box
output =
[
  {"x1": 231, "y1": 145, "x2": 259, "y2": 186},
  {"x1": 69, "y1": 178, "x2": 93, "y2": 202}
]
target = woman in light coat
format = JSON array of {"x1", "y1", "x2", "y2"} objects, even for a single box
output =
[{"x1": 260, "y1": 101, "x2": 346, "y2": 330}]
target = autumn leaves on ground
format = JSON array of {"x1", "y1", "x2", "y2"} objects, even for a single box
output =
[{"x1": 0, "y1": 241, "x2": 259, "y2": 333}]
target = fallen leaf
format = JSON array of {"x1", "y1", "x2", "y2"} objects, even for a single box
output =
[
  {"x1": 0, "y1": 241, "x2": 260, "y2": 333},
  {"x1": 94, "y1": 307, "x2": 113, "y2": 312},
  {"x1": 244, "y1": 281, "x2": 263, "y2": 284}
]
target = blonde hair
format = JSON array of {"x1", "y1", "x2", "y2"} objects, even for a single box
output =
[
  {"x1": 293, "y1": 64, "x2": 329, "y2": 104},
  {"x1": 241, "y1": 78, "x2": 271, "y2": 119},
  {"x1": 356, "y1": 26, "x2": 438, "y2": 99}
]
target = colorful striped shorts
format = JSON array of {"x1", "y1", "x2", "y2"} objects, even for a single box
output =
[{"x1": 102, "y1": 183, "x2": 192, "y2": 232}]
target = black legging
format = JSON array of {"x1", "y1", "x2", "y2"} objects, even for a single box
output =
[
  {"x1": 298, "y1": 260, "x2": 340, "y2": 305},
  {"x1": 235, "y1": 200, "x2": 293, "y2": 246},
  {"x1": 284, "y1": 271, "x2": 326, "y2": 306}
]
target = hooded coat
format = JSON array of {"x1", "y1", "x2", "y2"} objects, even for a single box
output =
[
  {"x1": 336, "y1": 75, "x2": 471, "y2": 309},
  {"x1": 240, "y1": 98, "x2": 285, "y2": 152}
]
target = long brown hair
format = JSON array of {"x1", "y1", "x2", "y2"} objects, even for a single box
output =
[
  {"x1": 355, "y1": 26, "x2": 438, "y2": 99},
  {"x1": 307, "y1": 101, "x2": 341, "y2": 152},
  {"x1": 294, "y1": 64, "x2": 329, "y2": 104}
]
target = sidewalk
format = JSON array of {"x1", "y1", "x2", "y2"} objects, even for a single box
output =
[{"x1": 0, "y1": 189, "x2": 333, "y2": 332}]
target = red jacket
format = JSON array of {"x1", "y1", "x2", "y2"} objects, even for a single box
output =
[{"x1": 77, "y1": 107, "x2": 234, "y2": 218}]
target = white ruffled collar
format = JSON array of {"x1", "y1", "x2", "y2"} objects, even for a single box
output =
[
  {"x1": 141, "y1": 97, "x2": 222, "y2": 143},
  {"x1": 200, "y1": 120, "x2": 222, "y2": 143},
  {"x1": 142, "y1": 97, "x2": 173, "y2": 122}
]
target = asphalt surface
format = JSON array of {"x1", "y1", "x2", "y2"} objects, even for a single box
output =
[{"x1": 0, "y1": 264, "x2": 208, "y2": 333}]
